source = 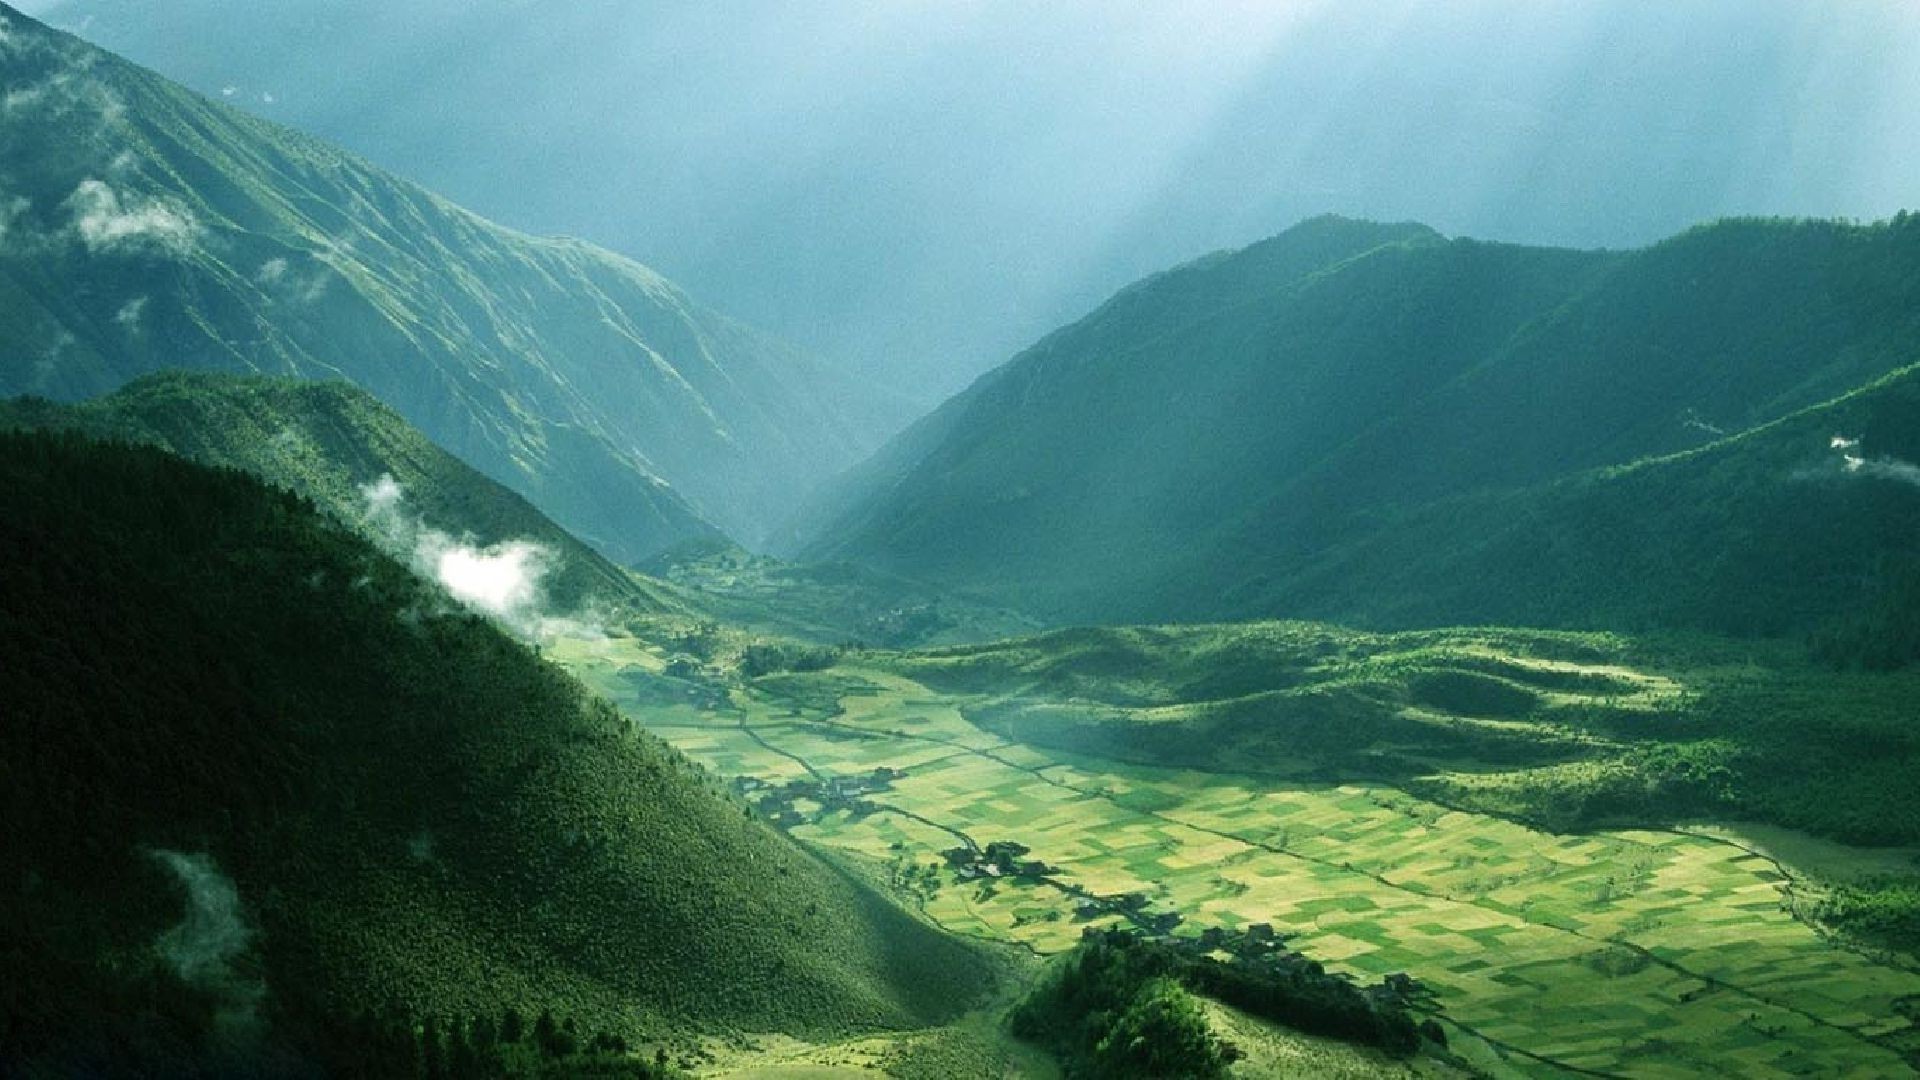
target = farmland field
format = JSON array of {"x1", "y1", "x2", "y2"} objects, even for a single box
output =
[{"x1": 550, "y1": 633, "x2": 1920, "y2": 1078}]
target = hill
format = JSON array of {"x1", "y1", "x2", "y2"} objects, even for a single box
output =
[
  {"x1": 0, "y1": 370, "x2": 683, "y2": 615},
  {"x1": 0, "y1": 429, "x2": 999, "y2": 1075},
  {"x1": 801, "y1": 213, "x2": 1920, "y2": 640},
  {"x1": 0, "y1": 3, "x2": 878, "y2": 560},
  {"x1": 884, "y1": 619, "x2": 1920, "y2": 847},
  {"x1": 1229, "y1": 359, "x2": 1920, "y2": 663}
]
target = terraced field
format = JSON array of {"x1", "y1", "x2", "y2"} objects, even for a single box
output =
[{"x1": 550, "y1": 634, "x2": 1920, "y2": 1078}]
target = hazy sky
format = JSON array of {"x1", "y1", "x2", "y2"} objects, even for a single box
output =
[{"x1": 22, "y1": 0, "x2": 1920, "y2": 408}]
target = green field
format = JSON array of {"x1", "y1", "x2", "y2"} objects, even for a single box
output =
[{"x1": 551, "y1": 632, "x2": 1920, "y2": 1078}]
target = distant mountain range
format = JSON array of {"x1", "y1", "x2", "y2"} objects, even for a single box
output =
[
  {"x1": 0, "y1": 2, "x2": 885, "y2": 562},
  {"x1": 800, "y1": 212, "x2": 1920, "y2": 645}
]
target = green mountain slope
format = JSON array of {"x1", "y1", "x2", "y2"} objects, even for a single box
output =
[
  {"x1": 0, "y1": 429, "x2": 998, "y2": 1074},
  {"x1": 802, "y1": 213, "x2": 1920, "y2": 635},
  {"x1": 0, "y1": 370, "x2": 681, "y2": 614},
  {"x1": 0, "y1": 3, "x2": 876, "y2": 561},
  {"x1": 1239, "y1": 359, "x2": 1920, "y2": 656}
]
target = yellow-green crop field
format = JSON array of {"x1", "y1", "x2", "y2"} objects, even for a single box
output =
[{"x1": 551, "y1": 635, "x2": 1920, "y2": 1078}]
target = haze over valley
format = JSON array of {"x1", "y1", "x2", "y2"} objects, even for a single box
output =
[{"x1": 6, "y1": 4, "x2": 1920, "y2": 1077}]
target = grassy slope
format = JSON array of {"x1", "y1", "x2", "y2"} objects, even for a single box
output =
[
  {"x1": 0, "y1": 429, "x2": 999, "y2": 1073},
  {"x1": 886, "y1": 621, "x2": 1920, "y2": 847},
  {"x1": 0, "y1": 3, "x2": 874, "y2": 556},
  {"x1": 804, "y1": 213, "x2": 1920, "y2": 636}
]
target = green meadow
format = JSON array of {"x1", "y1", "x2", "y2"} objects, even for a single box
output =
[{"x1": 551, "y1": 630, "x2": 1920, "y2": 1078}]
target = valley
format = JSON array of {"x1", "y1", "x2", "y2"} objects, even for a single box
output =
[
  {"x1": 551, "y1": 630, "x2": 1920, "y2": 1078},
  {"x1": 7, "y1": 3, "x2": 1920, "y2": 1075}
]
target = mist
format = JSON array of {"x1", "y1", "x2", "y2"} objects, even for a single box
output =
[
  {"x1": 360, "y1": 474, "x2": 600, "y2": 640},
  {"x1": 148, "y1": 849, "x2": 264, "y2": 1049},
  {"x1": 23, "y1": 0, "x2": 1920, "y2": 411}
]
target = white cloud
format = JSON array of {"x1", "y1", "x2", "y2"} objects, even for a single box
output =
[
  {"x1": 254, "y1": 256, "x2": 289, "y2": 285},
  {"x1": 1847, "y1": 455, "x2": 1920, "y2": 489},
  {"x1": 0, "y1": 195, "x2": 27, "y2": 247},
  {"x1": 2, "y1": 82, "x2": 46, "y2": 113},
  {"x1": 1820, "y1": 434, "x2": 1920, "y2": 490},
  {"x1": 149, "y1": 850, "x2": 264, "y2": 1049},
  {"x1": 359, "y1": 474, "x2": 568, "y2": 636},
  {"x1": 66, "y1": 179, "x2": 200, "y2": 254},
  {"x1": 433, "y1": 540, "x2": 549, "y2": 617},
  {"x1": 114, "y1": 296, "x2": 148, "y2": 332}
]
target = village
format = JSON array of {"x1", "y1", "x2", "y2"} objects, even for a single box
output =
[
  {"x1": 740, "y1": 764, "x2": 1434, "y2": 1016},
  {"x1": 732, "y1": 766, "x2": 903, "y2": 830}
]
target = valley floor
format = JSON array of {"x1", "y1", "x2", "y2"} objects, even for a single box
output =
[{"x1": 551, "y1": 635, "x2": 1920, "y2": 1078}]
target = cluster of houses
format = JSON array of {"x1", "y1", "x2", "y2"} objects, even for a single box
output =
[
  {"x1": 941, "y1": 840, "x2": 1056, "y2": 882},
  {"x1": 734, "y1": 767, "x2": 904, "y2": 829},
  {"x1": 939, "y1": 840, "x2": 1194, "y2": 935},
  {"x1": 733, "y1": 768, "x2": 1437, "y2": 1018},
  {"x1": 1070, "y1": 890, "x2": 1185, "y2": 935}
]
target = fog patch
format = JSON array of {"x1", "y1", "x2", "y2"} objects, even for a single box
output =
[
  {"x1": 148, "y1": 849, "x2": 264, "y2": 1050},
  {"x1": 2, "y1": 81, "x2": 46, "y2": 114},
  {"x1": 360, "y1": 473, "x2": 586, "y2": 638},
  {"x1": 0, "y1": 194, "x2": 27, "y2": 247},
  {"x1": 434, "y1": 540, "x2": 547, "y2": 617},
  {"x1": 1818, "y1": 434, "x2": 1920, "y2": 490},
  {"x1": 114, "y1": 295, "x2": 148, "y2": 332},
  {"x1": 253, "y1": 253, "x2": 331, "y2": 304},
  {"x1": 1846, "y1": 455, "x2": 1920, "y2": 489},
  {"x1": 66, "y1": 179, "x2": 199, "y2": 254}
]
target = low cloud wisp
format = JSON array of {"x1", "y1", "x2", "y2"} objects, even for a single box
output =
[
  {"x1": 1829, "y1": 434, "x2": 1920, "y2": 490},
  {"x1": 66, "y1": 178, "x2": 199, "y2": 254},
  {"x1": 360, "y1": 474, "x2": 586, "y2": 637},
  {"x1": 149, "y1": 849, "x2": 264, "y2": 1049}
]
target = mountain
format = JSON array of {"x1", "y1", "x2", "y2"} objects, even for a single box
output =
[
  {"x1": 0, "y1": 428, "x2": 999, "y2": 1074},
  {"x1": 0, "y1": 3, "x2": 879, "y2": 562},
  {"x1": 24, "y1": 1, "x2": 1920, "y2": 410},
  {"x1": 801, "y1": 213, "x2": 1920, "y2": 638},
  {"x1": 1226, "y1": 359, "x2": 1920, "y2": 647},
  {"x1": 0, "y1": 370, "x2": 680, "y2": 614}
]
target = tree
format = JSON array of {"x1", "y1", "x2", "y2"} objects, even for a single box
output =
[{"x1": 1091, "y1": 977, "x2": 1235, "y2": 1079}]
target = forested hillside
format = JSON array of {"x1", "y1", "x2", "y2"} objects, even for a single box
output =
[
  {"x1": 804, "y1": 213, "x2": 1920, "y2": 643},
  {"x1": 0, "y1": 429, "x2": 997, "y2": 1075},
  {"x1": 0, "y1": 371, "x2": 678, "y2": 613}
]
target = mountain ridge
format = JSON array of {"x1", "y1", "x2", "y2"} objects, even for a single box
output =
[
  {"x1": 800, "y1": 211, "x2": 1920, "y2": 638},
  {"x1": 0, "y1": 2, "x2": 882, "y2": 561}
]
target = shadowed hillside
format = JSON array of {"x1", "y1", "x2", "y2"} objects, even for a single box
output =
[
  {"x1": 0, "y1": 3, "x2": 881, "y2": 560},
  {"x1": 0, "y1": 370, "x2": 682, "y2": 614},
  {"x1": 0, "y1": 429, "x2": 999, "y2": 1075},
  {"x1": 803, "y1": 214, "x2": 1920, "y2": 644}
]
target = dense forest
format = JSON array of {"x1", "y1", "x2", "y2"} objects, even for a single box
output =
[
  {"x1": 804, "y1": 213, "x2": 1920, "y2": 648},
  {"x1": 0, "y1": 430, "x2": 997, "y2": 1074}
]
